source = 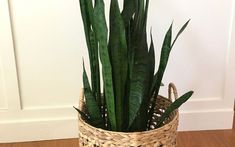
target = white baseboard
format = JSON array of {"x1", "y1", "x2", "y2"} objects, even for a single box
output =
[
  {"x1": 0, "y1": 109, "x2": 234, "y2": 143},
  {"x1": 0, "y1": 118, "x2": 78, "y2": 143},
  {"x1": 178, "y1": 109, "x2": 234, "y2": 131}
]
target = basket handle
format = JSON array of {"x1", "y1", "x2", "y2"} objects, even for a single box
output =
[
  {"x1": 168, "y1": 83, "x2": 178, "y2": 101},
  {"x1": 79, "y1": 88, "x2": 85, "y2": 110}
]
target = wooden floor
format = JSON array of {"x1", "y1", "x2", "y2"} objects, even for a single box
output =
[
  {"x1": 0, "y1": 129, "x2": 234, "y2": 147},
  {"x1": 0, "y1": 115, "x2": 234, "y2": 147}
]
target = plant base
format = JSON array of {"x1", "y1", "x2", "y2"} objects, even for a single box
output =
[{"x1": 78, "y1": 93, "x2": 179, "y2": 147}]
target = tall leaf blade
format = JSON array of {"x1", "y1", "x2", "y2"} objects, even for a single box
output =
[
  {"x1": 149, "y1": 21, "x2": 190, "y2": 127},
  {"x1": 156, "y1": 91, "x2": 194, "y2": 128},
  {"x1": 83, "y1": 62, "x2": 104, "y2": 128},
  {"x1": 86, "y1": 0, "x2": 101, "y2": 105},
  {"x1": 128, "y1": 0, "x2": 150, "y2": 129},
  {"x1": 89, "y1": 31, "x2": 101, "y2": 106},
  {"x1": 171, "y1": 20, "x2": 191, "y2": 48},
  {"x1": 79, "y1": 0, "x2": 94, "y2": 90},
  {"x1": 79, "y1": 0, "x2": 91, "y2": 50},
  {"x1": 122, "y1": 0, "x2": 136, "y2": 26},
  {"x1": 109, "y1": 0, "x2": 128, "y2": 131},
  {"x1": 155, "y1": 23, "x2": 172, "y2": 96},
  {"x1": 153, "y1": 21, "x2": 190, "y2": 99},
  {"x1": 79, "y1": 0, "x2": 101, "y2": 104},
  {"x1": 93, "y1": 0, "x2": 117, "y2": 130},
  {"x1": 148, "y1": 31, "x2": 155, "y2": 97},
  {"x1": 129, "y1": 0, "x2": 152, "y2": 131},
  {"x1": 128, "y1": 58, "x2": 149, "y2": 129},
  {"x1": 148, "y1": 23, "x2": 173, "y2": 125}
]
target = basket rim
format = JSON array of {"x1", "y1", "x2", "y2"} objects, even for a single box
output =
[{"x1": 78, "y1": 96, "x2": 179, "y2": 135}]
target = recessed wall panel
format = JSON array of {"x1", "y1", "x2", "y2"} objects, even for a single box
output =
[{"x1": 9, "y1": 0, "x2": 86, "y2": 108}]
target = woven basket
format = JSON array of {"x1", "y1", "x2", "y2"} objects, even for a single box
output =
[{"x1": 78, "y1": 83, "x2": 179, "y2": 147}]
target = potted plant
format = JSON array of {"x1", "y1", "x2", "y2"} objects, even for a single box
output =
[{"x1": 74, "y1": 0, "x2": 194, "y2": 146}]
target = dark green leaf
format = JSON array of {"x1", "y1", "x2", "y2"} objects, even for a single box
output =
[
  {"x1": 128, "y1": 0, "x2": 150, "y2": 129},
  {"x1": 148, "y1": 23, "x2": 173, "y2": 126},
  {"x1": 143, "y1": 0, "x2": 149, "y2": 29},
  {"x1": 89, "y1": 31, "x2": 101, "y2": 106},
  {"x1": 79, "y1": 0, "x2": 91, "y2": 50},
  {"x1": 156, "y1": 91, "x2": 194, "y2": 128},
  {"x1": 83, "y1": 62, "x2": 104, "y2": 128},
  {"x1": 171, "y1": 20, "x2": 191, "y2": 48},
  {"x1": 149, "y1": 21, "x2": 190, "y2": 128},
  {"x1": 148, "y1": 31, "x2": 155, "y2": 97},
  {"x1": 133, "y1": 0, "x2": 145, "y2": 33},
  {"x1": 109, "y1": 0, "x2": 128, "y2": 131},
  {"x1": 79, "y1": 0, "x2": 100, "y2": 104},
  {"x1": 154, "y1": 23, "x2": 172, "y2": 97},
  {"x1": 73, "y1": 106, "x2": 90, "y2": 121},
  {"x1": 122, "y1": 0, "x2": 136, "y2": 26},
  {"x1": 93, "y1": 0, "x2": 117, "y2": 130}
]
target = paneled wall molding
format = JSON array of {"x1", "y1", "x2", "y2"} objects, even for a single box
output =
[
  {"x1": 0, "y1": 0, "x2": 22, "y2": 110},
  {"x1": 223, "y1": 0, "x2": 235, "y2": 110}
]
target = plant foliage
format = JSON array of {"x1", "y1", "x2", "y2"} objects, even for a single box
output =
[{"x1": 75, "y1": 0, "x2": 194, "y2": 132}]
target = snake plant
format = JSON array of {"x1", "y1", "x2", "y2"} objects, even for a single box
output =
[{"x1": 75, "y1": 0, "x2": 194, "y2": 132}]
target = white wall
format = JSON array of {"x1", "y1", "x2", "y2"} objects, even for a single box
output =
[{"x1": 0, "y1": 0, "x2": 235, "y2": 143}]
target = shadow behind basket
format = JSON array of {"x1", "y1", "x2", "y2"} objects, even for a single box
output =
[{"x1": 78, "y1": 83, "x2": 179, "y2": 147}]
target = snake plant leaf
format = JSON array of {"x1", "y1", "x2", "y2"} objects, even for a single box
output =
[
  {"x1": 86, "y1": 0, "x2": 95, "y2": 25},
  {"x1": 127, "y1": 18, "x2": 135, "y2": 80},
  {"x1": 128, "y1": 56, "x2": 150, "y2": 129},
  {"x1": 144, "y1": 0, "x2": 149, "y2": 28},
  {"x1": 122, "y1": 0, "x2": 136, "y2": 26},
  {"x1": 154, "y1": 23, "x2": 173, "y2": 97},
  {"x1": 129, "y1": 1, "x2": 151, "y2": 130},
  {"x1": 156, "y1": 91, "x2": 194, "y2": 128},
  {"x1": 83, "y1": 62, "x2": 104, "y2": 128},
  {"x1": 79, "y1": 0, "x2": 91, "y2": 50},
  {"x1": 148, "y1": 31, "x2": 155, "y2": 97},
  {"x1": 89, "y1": 31, "x2": 101, "y2": 106},
  {"x1": 171, "y1": 19, "x2": 191, "y2": 48},
  {"x1": 149, "y1": 73, "x2": 157, "y2": 97},
  {"x1": 86, "y1": 0, "x2": 101, "y2": 105},
  {"x1": 149, "y1": 21, "x2": 190, "y2": 127},
  {"x1": 148, "y1": 23, "x2": 173, "y2": 125},
  {"x1": 73, "y1": 106, "x2": 90, "y2": 121},
  {"x1": 79, "y1": 0, "x2": 101, "y2": 106},
  {"x1": 93, "y1": 0, "x2": 117, "y2": 130},
  {"x1": 128, "y1": 0, "x2": 150, "y2": 129},
  {"x1": 79, "y1": 0, "x2": 94, "y2": 90},
  {"x1": 153, "y1": 20, "x2": 190, "y2": 99},
  {"x1": 109, "y1": 0, "x2": 128, "y2": 131},
  {"x1": 133, "y1": 0, "x2": 145, "y2": 32}
]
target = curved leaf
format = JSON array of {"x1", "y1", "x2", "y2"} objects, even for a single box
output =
[
  {"x1": 156, "y1": 91, "x2": 194, "y2": 128},
  {"x1": 73, "y1": 106, "x2": 90, "y2": 121},
  {"x1": 171, "y1": 19, "x2": 190, "y2": 48}
]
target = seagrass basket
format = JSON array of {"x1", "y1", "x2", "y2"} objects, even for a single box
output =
[{"x1": 78, "y1": 83, "x2": 179, "y2": 147}]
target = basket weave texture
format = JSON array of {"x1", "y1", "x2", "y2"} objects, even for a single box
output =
[{"x1": 78, "y1": 83, "x2": 179, "y2": 147}]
